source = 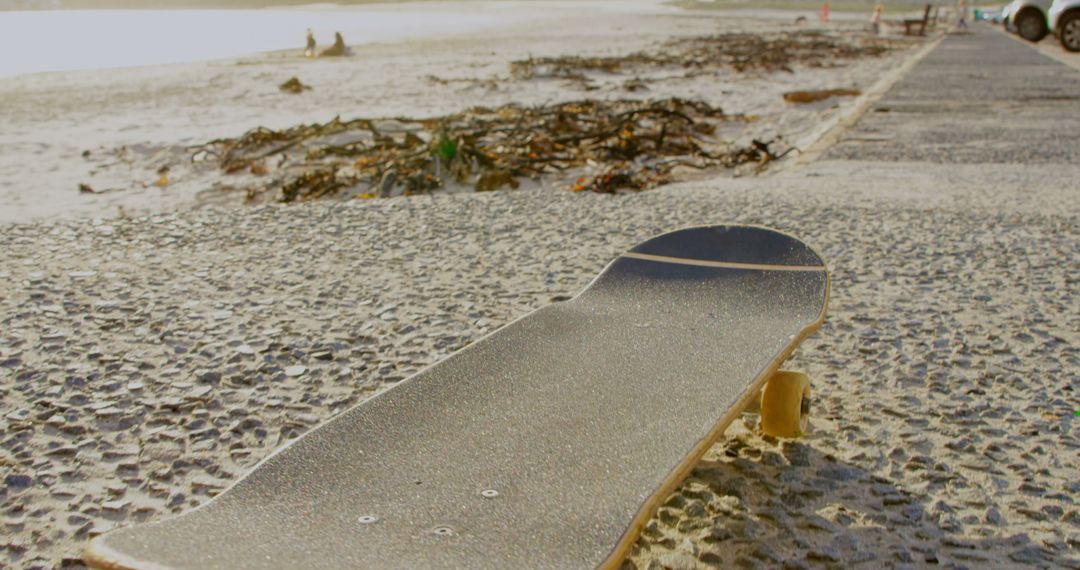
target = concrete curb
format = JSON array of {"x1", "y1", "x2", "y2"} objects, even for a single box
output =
[{"x1": 778, "y1": 33, "x2": 945, "y2": 170}]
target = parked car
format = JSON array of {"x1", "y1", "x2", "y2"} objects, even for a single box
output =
[
  {"x1": 1002, "y1": 2, "x2": 1013, "y2": 26},
  {"x1": 1049, "y1": 0, "x2": 1080, "y2": 51},
  {"x1": 1006, "y1": 0, "x2": 1053, "y2": 41}
]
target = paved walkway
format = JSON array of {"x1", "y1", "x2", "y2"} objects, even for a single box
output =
[
  {"x1": 825, "y1": 25, "x2": 1080, "y2": 165},
  {"x1": 736, "y1": 24, "x2": 1080, "y2": 216}
]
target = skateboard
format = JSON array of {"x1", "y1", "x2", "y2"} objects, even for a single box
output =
[{"x1": 84, "y1": 225, "x2": 829, "y2": 570}]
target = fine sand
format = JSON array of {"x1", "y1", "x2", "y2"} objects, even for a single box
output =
[{"x1": 2, "y1": 168, "x2": 1078, "y2": 568}]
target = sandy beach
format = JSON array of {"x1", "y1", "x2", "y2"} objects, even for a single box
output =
[
  {"x1": 0, "y1": 0, "x2": 919, "y2": 223},
  {"x1": 2, "y1": 2, "x2": 1079, "y2": 569},
  {"x1": 3, "y1": 167, "x2": 1078, "y2": 568}
]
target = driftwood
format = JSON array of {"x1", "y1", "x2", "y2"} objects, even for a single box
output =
[{"x1": 783, "y1": 88, "x2": 861, "y2": 104}]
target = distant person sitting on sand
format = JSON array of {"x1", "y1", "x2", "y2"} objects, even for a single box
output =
[
  {"x1": 305, "y1": 28, "x2": 316, "y2": 58},
  {"x1": 320, "y1": 32, "x2": 348, "y2": 57},
  {"x1": 869, "y1": 4, "x2": 884, "y2": 35}
]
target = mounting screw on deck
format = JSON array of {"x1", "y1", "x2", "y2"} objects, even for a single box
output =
[
  {"x1": 357, "y1": 515, "x2": 379, "y2": 524},
  {"x1": 433, "y1": 526, "x2": 455, "y2": 536},
  {"x1": 481, "y1": 489, "x2": 499, "y2": 498}
]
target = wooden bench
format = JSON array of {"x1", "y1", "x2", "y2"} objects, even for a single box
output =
[{"x1": 904, "y1": 4, "x2": 933, "y2": 36}]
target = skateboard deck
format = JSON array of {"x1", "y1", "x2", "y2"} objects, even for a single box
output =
[{"x1": 85, "y1": 225, "x2": 829, "y2": 570}]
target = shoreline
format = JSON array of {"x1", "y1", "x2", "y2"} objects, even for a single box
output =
[
  {"x1": 0, "y1": 0, "x2": 481, "y2": 10},
  {"x1": 0, "y1": 3, "x2": 526, "y2": 79}
]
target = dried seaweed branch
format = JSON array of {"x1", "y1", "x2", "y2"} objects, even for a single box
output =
[
  {"x1": 190, "y1": 98, "x2": 781, "y2": 202},
  {"x1": 508, "y1": 31, "x2": 900, "y2": 83}
]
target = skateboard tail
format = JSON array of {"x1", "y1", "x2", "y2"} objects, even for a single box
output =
[{"x1": 596, "y1": 225, "x2": 830, "y2": 569}]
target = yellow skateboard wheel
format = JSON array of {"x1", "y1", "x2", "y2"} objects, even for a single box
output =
[{"x1": 760, "y1": 370, "x2": 810, "y2": 438}]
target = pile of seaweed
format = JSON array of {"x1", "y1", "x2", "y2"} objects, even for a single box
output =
[
  {"x1": 508, "y1": 31, "x2": 897, "y2": 84},
  {"x1": 677, "y1": 31, "x2": 892, "y2": 72},
  {"x1": 190, "y1": 98, "x2": 788, "y2": 203}
]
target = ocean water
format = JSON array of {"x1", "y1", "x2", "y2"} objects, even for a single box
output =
[{"x1": 0, "y1": 7, "x2": 505, "y2": 77}]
